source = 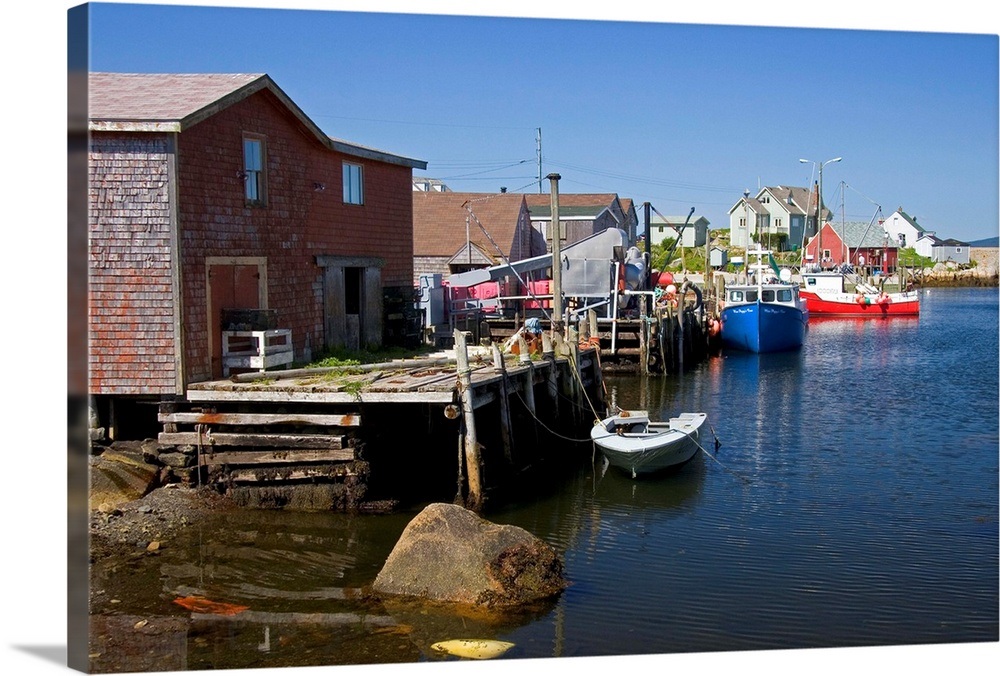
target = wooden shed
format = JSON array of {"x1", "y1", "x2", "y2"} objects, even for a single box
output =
[{"x1": 87, "y1": 72, "x2": 426, "y2": 437}]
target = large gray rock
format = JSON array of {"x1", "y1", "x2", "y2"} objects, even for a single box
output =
[{"x1": 373, "y1": 502, "x2": 567, "y2": 608}]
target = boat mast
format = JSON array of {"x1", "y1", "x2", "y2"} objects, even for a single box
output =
[
  {"x1": 800, "y1": 156, "x2": 842, "y2": 270},
  {"x1": 743, "y1": 189, "x2": 750, "y2": 283}
]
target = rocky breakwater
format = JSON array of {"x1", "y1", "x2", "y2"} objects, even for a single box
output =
[
  {"x1": 918, "y1": 260, "x2": 998, "y2": 287},
  {"x1": 914, "y1": 248, "x2": 999, "y2": 287}
]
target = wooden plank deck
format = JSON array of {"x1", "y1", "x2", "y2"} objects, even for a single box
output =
[
  {"x1": 183, "y1": 347, "x2": 589, "y2": 408},
  {"x1": 162, "y1": 342, "x2": 602, "y2": 505}
]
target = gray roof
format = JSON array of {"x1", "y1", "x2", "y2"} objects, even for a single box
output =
[
  {"x1": 527, "y1": 205, "x2": 608, "y2": 219},
  {"x1": 88, "y1": 72, "x2": 426, "y2": 169},
  {"x1": 650, "y1": 215, "x2": 710, "y2": 227},
  {"x1": 828, "y1": 221, "x2": 895, "y2": 248},
  {"x1": 765, "y1": 185, "x2": 832, "y2": 220},
  {"x1": 727, "y1": 187, "x2": 830, "y2": 221}
]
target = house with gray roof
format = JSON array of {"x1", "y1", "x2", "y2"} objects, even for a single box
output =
[
  {"x1": 524, "y1": 193, "x2": 637, "y2": 250},
  {"x1": 805, "y1": 220, "x2": 900, "y2": 273},
  {"x1": 880, "y1": 208, "x2": 933, "y2": 250},
  {"x1": 648, "y1": 214, "x2": 710, "y2": 248},
  {"x1": 915, "y1": 234, "x2": 971, "y2": 264},
  {"x1": 728, "y1": 185, "x2": 832, "y2": 250}
]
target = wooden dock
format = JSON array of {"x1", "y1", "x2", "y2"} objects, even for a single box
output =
[
  {"x1": 157, "y1": 330, "x2": 605, "y2": 511},
  {"x1": 448, "y1": 296, "x2": 711, "y2": 375}
]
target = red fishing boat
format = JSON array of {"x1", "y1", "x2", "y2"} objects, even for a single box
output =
[{"x1": 800, "y1": 271, "x2": 919, "y2": 317}]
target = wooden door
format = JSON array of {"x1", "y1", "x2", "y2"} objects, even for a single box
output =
[{"x1": 208, "y1": 263, "x2": 262, "y2": 378}]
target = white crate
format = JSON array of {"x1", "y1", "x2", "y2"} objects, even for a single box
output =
[{"x1": 222, "y1": 329, "x2": 293, "y2": 376}]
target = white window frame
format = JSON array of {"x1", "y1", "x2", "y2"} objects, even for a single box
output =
[
  {"x1": 343, "y1": 162, "x2": 364, "y2": 205},
  {"x1": 243, "y1": 134, "x2": 266, "y2": 205}
]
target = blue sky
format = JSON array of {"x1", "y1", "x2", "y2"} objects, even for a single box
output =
[{"x1": 80, "y1": 1, "x2": 999, "y2": 243}]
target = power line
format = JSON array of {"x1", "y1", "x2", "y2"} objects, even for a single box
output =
[
  {"x1": 433, "y1": 160, "x2": 530, "y2": 180},
  {"x1": 547, "y1": 158, "x2": 741, "y2": 193},
  {"x1": 312, "y1": 112, "x2": 535, "y2": 132}
]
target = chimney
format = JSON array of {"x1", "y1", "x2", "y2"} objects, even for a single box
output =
[{"x1": 500, "y1": 186, "x2": 507, "y2": 193}]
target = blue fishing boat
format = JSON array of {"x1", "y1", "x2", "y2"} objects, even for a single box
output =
[{"x1": 719, "y1": 248, "x2": 808, "y2": 353}]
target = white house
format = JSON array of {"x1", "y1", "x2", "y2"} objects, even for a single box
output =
[
  {"x1": 880, "y1": 208, "x2": 932, "y2": 250},
  {"x1": 727, "y1": 185, "x2": 830, "y2": 250},
  {"x1": 648, "y1": 214, "x2": 710, "y2": 248}
]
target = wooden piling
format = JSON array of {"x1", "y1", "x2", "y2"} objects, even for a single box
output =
[
  {"x1": 516, "y1": 335, "x2": 536, "y2": 415},
  {"x1": 454, "y1": 329, "x2": 483, "y2": 511},
  {"x1": 658, "y1": 310, "x2": 667, "y2": 373},
  {"x1": 639, "y1": 306, "x2": 649, "y2": 375},
  {"x1": 542, "y1": 332, "x2": 559, "y2": 419},
  {"x1": 491, "y1": 344, "x2": 513, "y2": 463},
  {"x1": 677, "y1": 306, "x2": 685, "y2": 372}
]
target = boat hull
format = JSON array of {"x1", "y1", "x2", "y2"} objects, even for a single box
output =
[
  {"x1": 720, "y1": 302, "x2": 806, "y2": 353},
  {"x1": 801, "y1": 290, "x2": 919, "y2": 317},
  {"x1": 591, "y1": 412, "x2": 707, "y2": 477}
]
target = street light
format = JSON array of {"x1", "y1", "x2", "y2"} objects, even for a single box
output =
[{"x1": 799, "y1": 157, "x2": 842, "y2": 270}]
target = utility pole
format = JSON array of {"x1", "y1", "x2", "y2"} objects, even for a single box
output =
[
  {"x1": 643, "y1": 202, "x2": 651, "y2": 288},
  {"x1": 536, "y1": 128, "x2": 543, "y2": 193},
  {"x1": 547, "y1": 173, "x2": 563, "y2": 335}
]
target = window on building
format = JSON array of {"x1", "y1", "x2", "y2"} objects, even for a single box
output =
[
  {"x1": 343, "y1": 162, "x2": 364, "y2": 205},
  {"x1": 243, "y1": 135, "x2": 266, "y2": 205}
]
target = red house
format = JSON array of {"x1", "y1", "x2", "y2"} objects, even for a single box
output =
[
  {"x1": 87, "y1": 73, "x2": 425, "y2": 437},
  {"x1": 804, "y1": 220, "x2": 899, "y2": 273}
]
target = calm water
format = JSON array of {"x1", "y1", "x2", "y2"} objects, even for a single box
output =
[{"x1": 90, "y1": 287, "x2": 999, "y2": 671}]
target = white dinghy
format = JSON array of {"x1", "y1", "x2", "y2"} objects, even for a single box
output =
[{"x1": 590, "y1": 410, "x2": 708, "y2": 478}]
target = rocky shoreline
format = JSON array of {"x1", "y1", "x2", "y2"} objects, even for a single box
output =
[{"x1": 87, "y1": 440, "x2": 237, "y2": 562}]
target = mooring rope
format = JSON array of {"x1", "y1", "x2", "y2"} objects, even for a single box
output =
[
  {"x1": 684, "y1": 429, "x2": 751, "y2": 484},
  {"x1": 565, "y1": 345, "x2": 605, "y2": 424},
  {"x1": 506, "y1": 372, "x2": 595, "y2": 443}
]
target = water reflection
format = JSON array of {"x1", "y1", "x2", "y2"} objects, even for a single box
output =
[{"x1": 590, "y1": 454, "x2": 706, "y2": 513}]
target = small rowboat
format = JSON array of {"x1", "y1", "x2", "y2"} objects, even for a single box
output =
[{"x1": 591, "y1": 410, "x2": 707, "y2": 478}]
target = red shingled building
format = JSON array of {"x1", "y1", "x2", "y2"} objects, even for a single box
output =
[{"x1": 87, "y1": 73, "x2": 425, "y2": 437}]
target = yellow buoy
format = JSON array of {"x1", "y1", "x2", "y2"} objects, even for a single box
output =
[{"x1": 430, "y1": 639, "x2": 515, "y2": 660}]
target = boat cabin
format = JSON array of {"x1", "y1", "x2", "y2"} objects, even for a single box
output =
[
  {"x1": 802, "y1": 272, "x2": 848, "y2": 293},
  {"x1": 726, "y1": 284, "x2": 800, "y2": 306}
]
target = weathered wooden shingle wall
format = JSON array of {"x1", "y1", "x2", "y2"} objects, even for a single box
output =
[
  {"x1": 90, "y1": 88, "x2": 416, "y2": 391},
  {"x1": 88, "y1": 133, "x2": 179, "y2": 394}
]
